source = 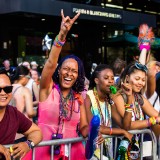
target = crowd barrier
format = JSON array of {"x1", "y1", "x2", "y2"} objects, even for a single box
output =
[{"x1": 5, "y1": 129, "x2": 157, "y2": 160}]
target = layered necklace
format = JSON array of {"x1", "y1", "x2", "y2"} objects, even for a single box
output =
[
  {"x1": 93, "y1": 87, "x2": 111, "y2": 127},
  {"x1": 57, "y1": 85, "x2": 74, "y2": 121},
  {"x1": 133, "y1": 93, "x2": 144, "y2": 120}
]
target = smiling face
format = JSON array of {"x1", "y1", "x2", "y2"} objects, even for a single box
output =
[
  {"x1": 127, "y1": 70, "x2": 146, "y2": 93},
  {"x1": 58, "y1": 58, "x2": 78, "y2": 90},
  {"x1": 95, "y1": 68, "x2": 114, "y2": 94},
  {"x1": 0, "y1": 74, "x2": 12, "y2": 109},
  {"x1": 31, "y1": 70, "x2": 39, "y2": 82}
]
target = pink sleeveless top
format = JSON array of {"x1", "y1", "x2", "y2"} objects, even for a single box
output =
[{"x1": 23, "y1": 86, "x2": 86, "y2": 160}]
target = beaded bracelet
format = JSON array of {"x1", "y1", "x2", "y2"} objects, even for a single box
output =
[
  {"x1": 125, "y1": 104, "x2": 130, "y2": 107},
  {"x1": 125, "y1": 108, "x2": 133, "y2": 113},
  {"x1": 125, "y1": 104, "x2": 133, "y2": 113},
  {"x1": 53, "y1": 35, "x2": 66, "y2": 48},
  {"x1": 125, "y1": 104, "x2": 133, "y2": 108},
  {"x1": 147, "y1": 117, "x2": 157, "y2": 127}
]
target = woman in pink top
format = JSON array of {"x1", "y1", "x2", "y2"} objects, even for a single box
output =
[{"x1": 32, "y1": 10, "x2": 89, "y2": 160}]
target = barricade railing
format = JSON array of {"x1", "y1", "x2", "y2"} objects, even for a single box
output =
[{"x1": 5, "y1": 129, "x2": 157, "y2": 160}]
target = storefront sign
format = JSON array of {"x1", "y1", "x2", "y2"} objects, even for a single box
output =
[{"x1": 73, "y1": 7, "x2": 122, "y2": 19}]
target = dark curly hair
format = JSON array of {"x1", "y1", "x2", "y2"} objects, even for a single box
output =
[
  {"x1": 89, "y1": 64, "x2": 114, "y2": 89},
  {"x1": 53, "y1": 54, "x2": 85, "y2": 93}
]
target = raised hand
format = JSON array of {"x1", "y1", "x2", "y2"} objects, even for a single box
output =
[
  {"x1": 121, "y1": 82, "x2": 132, "y2": 97},
  {"x1": 59, "y1": 9, "x2": 80, "y2": 38}
]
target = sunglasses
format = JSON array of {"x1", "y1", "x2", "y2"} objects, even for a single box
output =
[
  {"x1": 0, "y1": 86, "x2": 13, "y2": 94},
  {"x1": 134, "y1": 62, "x2": 148, "y2": 73}
]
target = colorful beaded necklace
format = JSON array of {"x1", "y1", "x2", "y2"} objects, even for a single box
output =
[
  {"x1": 133, "y1": 93, "x2": 144, "y2": 120},
  {"x1": 93, "y1": 87, "x2": 111, "y2": 127},
  {"x1": 56, "y1": 85, "x2": 74, "y2": 121}
]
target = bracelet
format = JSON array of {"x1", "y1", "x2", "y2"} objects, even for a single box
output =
[
  {"x1": 55, "y1": 35, "x2": 66, "y2": 46},
  {"x1": 25, "y1": 140, "x2": 35, "y2": 149},
  {"x1": 25, "y1": 140, "x2": 32, "y2": 149},
  {"x1": 53, "y1": 35, "x2": 66, "y2": 48},
  {"x1": 109, "y1": 127, "x2": 113, "y2": 135},
  {"x1": 148, "y1": 117, "x2": 157, "y2": 126},
  {"x1": 139, "y1": 44, "x2": 150, "y2": 51},
  {"x1": 125, "y1": 108, "x2": 133, "y2": 113},
  {"x1": 125, "y1": 104, "x2": 133, "y2": 108},
  {"x1": 53, "y1": 41, "x2": 62, "y2": 48}
]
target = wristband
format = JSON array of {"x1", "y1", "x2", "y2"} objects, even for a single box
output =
[
  {"x1": 139, "y1": 44, "x2": 150, "y2": 51},
  {"x1": 25, "y1": 140, "x2": 35, "y2": 149},
  {"x1": 53, "y1": 35, "x2": 66, "y2": 48},
  {"x1": 125, "y1": 104, "x2": 133, "y2": 108}
]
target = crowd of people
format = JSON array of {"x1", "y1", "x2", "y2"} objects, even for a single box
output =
[{"x1": 0, "y1": 10, "x2": 160, "y2": 160}]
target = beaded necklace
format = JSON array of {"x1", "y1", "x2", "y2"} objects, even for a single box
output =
[
  {"x1": 57, "y1": 85, "x2": 74, "y2": 121},
  {"x1": 93, "y1": 87, "x2": 111, "y2": 127},
  {"x1": 133, "y1": 93, "x2": 144, "y2": 120}
]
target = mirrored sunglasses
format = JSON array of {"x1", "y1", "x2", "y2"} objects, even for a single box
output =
[
  {"x1": 135, "y1": 62, "x2": 148, "y2": 73},
  {"x1": 0, "y1": 86, "x2": 13, "y2": 94}
]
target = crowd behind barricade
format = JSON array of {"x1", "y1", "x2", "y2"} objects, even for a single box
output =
[{"x1": 1, "y1": 10, "x2": 160, "y2": 160}]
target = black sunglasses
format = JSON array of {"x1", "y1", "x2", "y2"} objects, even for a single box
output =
[{"x1": 0, "y1": 86, "x2": 13, "y2": 94}]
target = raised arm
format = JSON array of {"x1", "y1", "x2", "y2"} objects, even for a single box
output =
[
  {"x1": 138, "y1": 24, "x2": 155, "y2": 98},
  {"x1": 145, "y1": 63, "x2": 156, "y2": 98},
  {"x1": 40, "y1": 9, "x2": 80, "y2": 101},
  {"x1": 138, "y1": 24, "x2": 154, "y2": 65}
]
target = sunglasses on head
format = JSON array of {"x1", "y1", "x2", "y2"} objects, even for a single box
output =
[
  {"x1": 0, "y1": 86, "x2": 13, "y2": 94},
  {"x1": 134, "y1": 62, "x2": 148, "y2": 73}
]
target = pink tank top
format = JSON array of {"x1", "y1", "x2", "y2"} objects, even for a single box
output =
[
  {"x1": 38, "y1": 86, "x2": 80, "y2": 138},
  {"x1": 23, "y1": 85, "x2": 86, "y2": 160}
]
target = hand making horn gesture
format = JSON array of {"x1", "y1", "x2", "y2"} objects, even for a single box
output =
[{"x1": 59, "y1": 9, "x2": 80, "y2": 38}]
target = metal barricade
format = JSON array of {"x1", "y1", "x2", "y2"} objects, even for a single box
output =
[{"x1": 5, "y1": 129, "x2": 157, "y2": 160}]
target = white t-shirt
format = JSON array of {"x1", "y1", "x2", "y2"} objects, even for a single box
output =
[
  {"x1": 148, "y1": 91, "x2": 160, "y2": 112},
  {"x1": 144, "y1": 91, "x2": 160, "y2": 118}
]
